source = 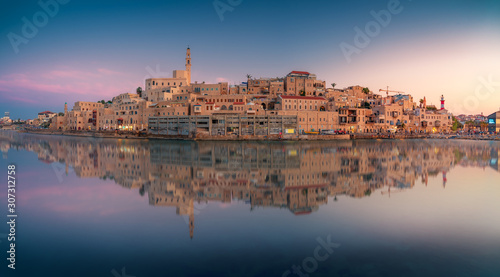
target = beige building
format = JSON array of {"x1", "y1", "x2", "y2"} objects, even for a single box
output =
[
  {"x1": 66, "y1": 101, "x2": 103, "y2": 130},
  {"x1": 277, "y1": 95, "x2": 328, "y2": 112},
  {"x1": 284, "y1": 71, "x2": 325, "y2": 96},
  {"x1": 38, "y1": 111, "x2": 56, "y2": 122},
  {"x1": 98, "y1": 93, "x2": 151, "y2": 130},
  {"x1": 191, "y1": 82, "x2": 228, "y2": 95},
  {"x1": 144, "y1": 48, "x2": 192, "y2": 100}
]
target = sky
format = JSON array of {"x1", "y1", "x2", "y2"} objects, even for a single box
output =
[{"x1": 1, "y1": 0, "x2": 500, "y2": 119}]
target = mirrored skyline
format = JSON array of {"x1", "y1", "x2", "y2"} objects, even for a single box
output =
[{"x1": 1, "y1": 131, "x2": 499, "y2": 238}]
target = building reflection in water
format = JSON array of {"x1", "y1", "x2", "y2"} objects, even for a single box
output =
[{"x1": 1, "y1": 131, "x2": 499, "y2": 238}]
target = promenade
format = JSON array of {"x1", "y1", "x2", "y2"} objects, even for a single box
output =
[{"x1": 16, "y1": 128, "x2": 500, "y2": 141}]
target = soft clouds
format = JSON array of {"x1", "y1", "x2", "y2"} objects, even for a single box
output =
[{"x1": 0, "y1": 67, "x2": 139, "y2": 106}]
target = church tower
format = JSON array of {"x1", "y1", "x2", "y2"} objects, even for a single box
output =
[{"x1": 185, "y1": 47, "x2": 191, "y2": 85}]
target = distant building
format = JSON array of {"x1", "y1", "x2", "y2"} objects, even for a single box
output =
[
  {"x1": 37, "y1": 111, "x2": 56, "y2": 122},
  {"x1": 0, "y1": 112, "x2": 12, "y2": 125},
  {"x1": 487, "y1": 111, "x2": 500, "y2": 133}
]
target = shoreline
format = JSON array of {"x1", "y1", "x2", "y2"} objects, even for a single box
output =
[{"x1": 11, "y1": 129, "x2": 500, "y2": 141}]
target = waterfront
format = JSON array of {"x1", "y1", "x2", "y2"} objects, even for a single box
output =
[{"x1": 0, "y1": 131, "x2": 499, "y2": 277}]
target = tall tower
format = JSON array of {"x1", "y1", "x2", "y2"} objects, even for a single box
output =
[
  {"x1": 423, "y1": 97, "x2": 427, "y2": 109},
  {"x1": 440, "y1": 95, "x2": 445, "y2": 110},
  {"x1": 64, "y1": 102, "x2": 68, "y2": 115},
  {"x1": 185, "y1": 47, "x2": 191, "y2": 85}
]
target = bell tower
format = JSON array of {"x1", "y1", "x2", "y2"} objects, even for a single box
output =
[{"x1": 186, "y1": 47, "x2": 191, "y2": 85}]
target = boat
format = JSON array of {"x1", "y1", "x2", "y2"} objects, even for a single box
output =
[{"x1": 304, "y1": 131, "x2": 319, "y2": 135}]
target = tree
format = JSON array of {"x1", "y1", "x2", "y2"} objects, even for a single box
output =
[
  {"x1": 452, "y1": 116, "x2": 463, "y2": 131},
  {"x1": 362, "y1": 87, "x2": 370, "y2": 94},
  {"x1": 331, "y1": 83, "x2": 336, "y2": 89},
  {"x1": 58, "y1": 112, "x2": 64, "y2": 116},
  {"x1": 136, "y1": 87, "x2": 143, "y2": 98},
  {"x1": 361, "y1": 102, "x2": 371, "y2": 109},
  {"x1": 246, "y1": 74, "x2": 252, "y2": 80}
]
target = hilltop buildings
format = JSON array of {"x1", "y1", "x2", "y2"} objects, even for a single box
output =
[{"x1": 48, "y1": 48, "x2": 456, "y2": 135}]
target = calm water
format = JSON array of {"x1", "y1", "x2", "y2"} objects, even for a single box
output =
[{"x1": 0, "y1": 131, "x2": 499, "y2": 277}]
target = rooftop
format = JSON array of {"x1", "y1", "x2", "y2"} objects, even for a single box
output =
[
  {"x1": 280, "y1": 95, "x2": 326, "y2": 101},
  {"x1": 289, "y1": 71, "x2": 310, "y2": 75}
]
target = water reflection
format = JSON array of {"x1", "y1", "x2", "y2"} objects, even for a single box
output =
[{"x1": 1, "y1": 131, "x2": 499, "y2": 240}]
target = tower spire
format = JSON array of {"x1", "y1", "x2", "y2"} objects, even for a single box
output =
[{"x1": 186, "y1": 47, "x2": 191, "y2": 85}]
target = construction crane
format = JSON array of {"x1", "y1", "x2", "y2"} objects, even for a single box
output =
[{"x1": 379, "y1": 86, "x2": 407, "y2": 97}]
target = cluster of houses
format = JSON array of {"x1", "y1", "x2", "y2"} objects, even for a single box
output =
[{"x1": 47, "y1": 48, "x2": 458, "y2": 135}]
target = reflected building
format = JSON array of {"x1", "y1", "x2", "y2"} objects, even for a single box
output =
[{"x1": 1, "y1": 130, "x2": 499, "y2": 238}]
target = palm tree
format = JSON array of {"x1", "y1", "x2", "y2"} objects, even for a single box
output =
[
  {"x1": 331, "y1": 83, "x2": 336, "y2": 89},
  {"x1": 246, "y1": 74, "x2": 252, "y2": 80},
  {"x1": 362, "y1": 87, "x2": 370, "y2": 94},
  {"x1": 136, "y1": 87, "x2": 143, "y2": 97}
]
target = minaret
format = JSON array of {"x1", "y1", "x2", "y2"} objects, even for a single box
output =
[
  {"x1": 440, "y1": 95, "x2": 445, "y2": 110},
  {"x1": 63, "y1": 102, "x2": 68, "y2": 131},
  {"x1": 186, "y1": 47, "x2": 191, "y2": 85},
  {"x1": 423, "y1": 97, "x2": 427, "y2": 109}
]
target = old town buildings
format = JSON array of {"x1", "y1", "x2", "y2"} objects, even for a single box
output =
[{"x1": 49, "y1": 48, "x2": 454, "y2": 134}]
